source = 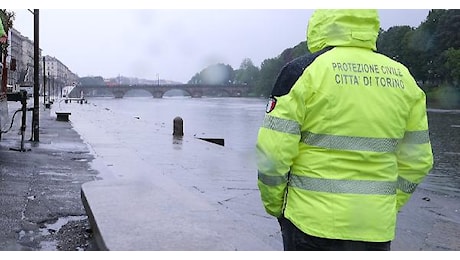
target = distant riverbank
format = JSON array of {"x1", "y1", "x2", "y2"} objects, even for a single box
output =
[{"x1": 426, "y1": 86, "x2": 460, "y2": 110}]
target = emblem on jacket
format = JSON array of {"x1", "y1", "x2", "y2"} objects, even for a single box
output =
[{"x1": 266, "y1": 97, "x2": 277, "y2": 113}]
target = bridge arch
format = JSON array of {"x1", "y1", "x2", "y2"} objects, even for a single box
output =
[
  {"x1": 123, "y1": 88, "x2": 154, "y2": 97},
  {"x1": 163, "y1": 89, "x2": 192, "y2": 98},
  {"x1": 70, "y1": 84, "x2": 251, "y2": 99}
]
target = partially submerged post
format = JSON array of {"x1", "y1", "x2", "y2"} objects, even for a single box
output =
[{"x1": 173, "y1": 116, "x2": 183, "y2": 137}]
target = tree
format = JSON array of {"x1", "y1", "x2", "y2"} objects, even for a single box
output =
[
  {"x1": 279, "y1": 41, "x2": 310, "y2": 64},
  {"x1": 377, "y1": 26, "x2": 414, "y2": 63},
  {"x1": 188, "y1": 10, "x2": 458, "y2": 97},
  {"x1": 377, "y1": 26, "x2": 427, "y2": 80},
  {"x1": 433, "y1": 10, "x2": 460, "y2": 51},
  {"x1": 416, "y1": 9, "x2": 450, "y2": 84},
  {"x1": 378, "y1": 9, "x2": 460, "y2": 86},
  {"x1": 234, "y1": 58, "x2": 259, "y2": 88},
  {"x1": 443, "y1": 48, "x2": 460, "y2": 86},
  {"x1": 78, "y1": 76, "x2": 105, "y2": 86},
  {"x1": 0, "y1": 9, "x2": 14, "y2": 35},
  {"x1": 254, "y1": 42, "x2": 310, "y2": 97},
  {"x1": 256, "y1": 57, "x2": 284, "y2": 97},
  {"x1": 189, "y1": 63, "x2": 235, "y2": 85},
  {"x1": 1, "y1": 10, "x2": 15, "y2": 91},
  {"x1": 188, "y1": 73, "x2": 201, "y2": 84}
]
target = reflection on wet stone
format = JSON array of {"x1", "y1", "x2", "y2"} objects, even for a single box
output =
[{"x1": 172, "y1": 136, "x2": 183, "y2": 150}]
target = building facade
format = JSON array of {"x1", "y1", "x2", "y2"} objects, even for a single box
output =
[
  {"x1": 4, "y1": 25, "x2": 77, "y2": 96},
  {"x1": 44, "y1": 55, "x2": 78, "y2": 98}
]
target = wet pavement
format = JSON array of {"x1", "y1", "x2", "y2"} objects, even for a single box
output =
[
  {"x1": 0, "y1": 98, "x2": 459, "y2": 251},
  {"x1": 0, "y1": 101, "x2": 98, "y2": 250}
]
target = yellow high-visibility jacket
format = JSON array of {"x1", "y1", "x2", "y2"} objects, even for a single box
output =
[{"x1": 256, "y1": 9, "x2": 433, "y2": 242}]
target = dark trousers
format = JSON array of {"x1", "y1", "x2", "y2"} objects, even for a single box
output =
[{"x1": 278, "y1": 216, "x2": 391, "y2": 251}]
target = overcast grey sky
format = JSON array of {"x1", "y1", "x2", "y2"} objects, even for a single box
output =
[{"x1": 8, "y1": 8, "x2": 432, "y2": 83}]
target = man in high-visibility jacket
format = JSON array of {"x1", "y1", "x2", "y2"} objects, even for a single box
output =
[{"x1": 256, "y1": 9, "x2": 433, "y2": 251}]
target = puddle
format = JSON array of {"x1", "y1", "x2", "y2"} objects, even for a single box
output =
[
  {"x1": 72, "y1": 158, "x2": 88, "y2": 162},
  {"x1": 38, "y1": 215, "x2": 88, "y2": 250},
  {"x1": 38, "y1": 171, "x2": 69, "y2": 177},
  {"x1": 40, "y1": 215, "x2": 87, "y2": 236}
]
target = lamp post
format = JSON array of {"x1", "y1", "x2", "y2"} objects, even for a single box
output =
[
  {"x1": 31, "y1": 9, "x2": 39, "y2": 142},
  {"x1": 43, "y1": 56, "x2": 46, "y2": 105},
  {"x1": 48, "y1": 72, "x2": 50, "y2": 100},
  {"x1": 51, "y1": 74, "x2": 54, "y2": 102}
]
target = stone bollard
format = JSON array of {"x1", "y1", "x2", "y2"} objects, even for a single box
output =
[{"x1": 173, "y1": 116, "x2": 184, "y2": 137}]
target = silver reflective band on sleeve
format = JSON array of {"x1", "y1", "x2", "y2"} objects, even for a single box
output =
[
  {"x1": 258, "y1": 170, "x2": 289, "y2": 186},
  {"x1": 397, "y1": 176, "x2": 418, "y2": 194},
  {"x1": 289, "y1": 174, "x2": 397, "y2": 195},
  {"x1": 261, "y1": 115, "x2": 301, "y2": 135},
  {"x1": 301, "y1": 131, "x2": 400, "y2": 152},
  {"x1": 402, "y1": 130, "x2": 430, "y2": 144}
]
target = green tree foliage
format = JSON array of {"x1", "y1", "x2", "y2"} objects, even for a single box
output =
[
  {"x1": 0, "y1": 9, "x2": 14, "y2": 33},
  {"x1": 255, "y1": 41, "x2": 311, "y2": 97},
  {"x1": 404, "y1": 28, "x2": 434, "y2": 83},
  {"x1": 375, "y1": 9, "x2": 459, "y2": 91},
  {"x1": 409, "y1": 9, "x2": 460, "y2": 85},
  {"x1": 432, "y1": 10, "x2": 460, "y2": 51},
  {"x1": 188, "y1": 73, "x2": 201, "y2": 84},
  {"x1": 1, "y1": 10, "x2": 14, "y2": 57},
  {"x1": 78, "y1": 76, "x2": 105, "y2": 86},
  {"x1": 377, "y1": 26, "x2": 414, "y2": 64},
  {"x1": 377, "y1": 26, "x2": 427, "y2": 82},
  {"x1": 256, "y1": 57, "x2": 284, "y2": 97},
  {"x1": 188, "y1": 63, "x2": 234, "y2": 85},
  {"x1": 188, "y1": 9, "x2": 459, "y2": 99},
  {"x1": 187, "y1": 41, "x2": 311, "y2": 97},
  {"x1": 279, "y1": 41, "x2": 310, "y2": 64},
  {"x1": 234, "y1": 58, "x2": 259, "y2": 88},
  {"x1": 443, "y1": 48, "x2": 460, "y2": 85},
  {"x1": 431, "y1": 10, "x2": 460, "y2": 85}
]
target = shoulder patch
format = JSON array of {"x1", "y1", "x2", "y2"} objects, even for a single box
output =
[{"x1": 265, "y1": 97, "x2": 277, "y2": 113}]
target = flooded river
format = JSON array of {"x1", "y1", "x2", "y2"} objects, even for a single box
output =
[
  {"x1": 60, "y1": 96, "x2": 460, "y2": 197},
  {"x1": 423, "y1": 109, "x2": 460, "y2": 196},
  {"x1": 73, "y1": 97, "x2": 265, "y2": 152}
]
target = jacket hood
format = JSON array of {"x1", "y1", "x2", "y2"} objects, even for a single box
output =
[{"x1": 307, "y1": 9, "x2": 380, "y2": 53}]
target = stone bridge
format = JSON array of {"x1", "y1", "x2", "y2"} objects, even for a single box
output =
[{"x1": 69, "y1": 84, "x2": 251, "y2": 98}]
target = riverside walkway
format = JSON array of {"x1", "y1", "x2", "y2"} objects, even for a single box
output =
[{"x1": 79, "y1": 124, "x2": 281, "y2": 250}]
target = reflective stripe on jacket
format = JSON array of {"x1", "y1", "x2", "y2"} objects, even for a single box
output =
[{"x1": 256, "y1": 9, "x2": 433, "y2": 242}]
